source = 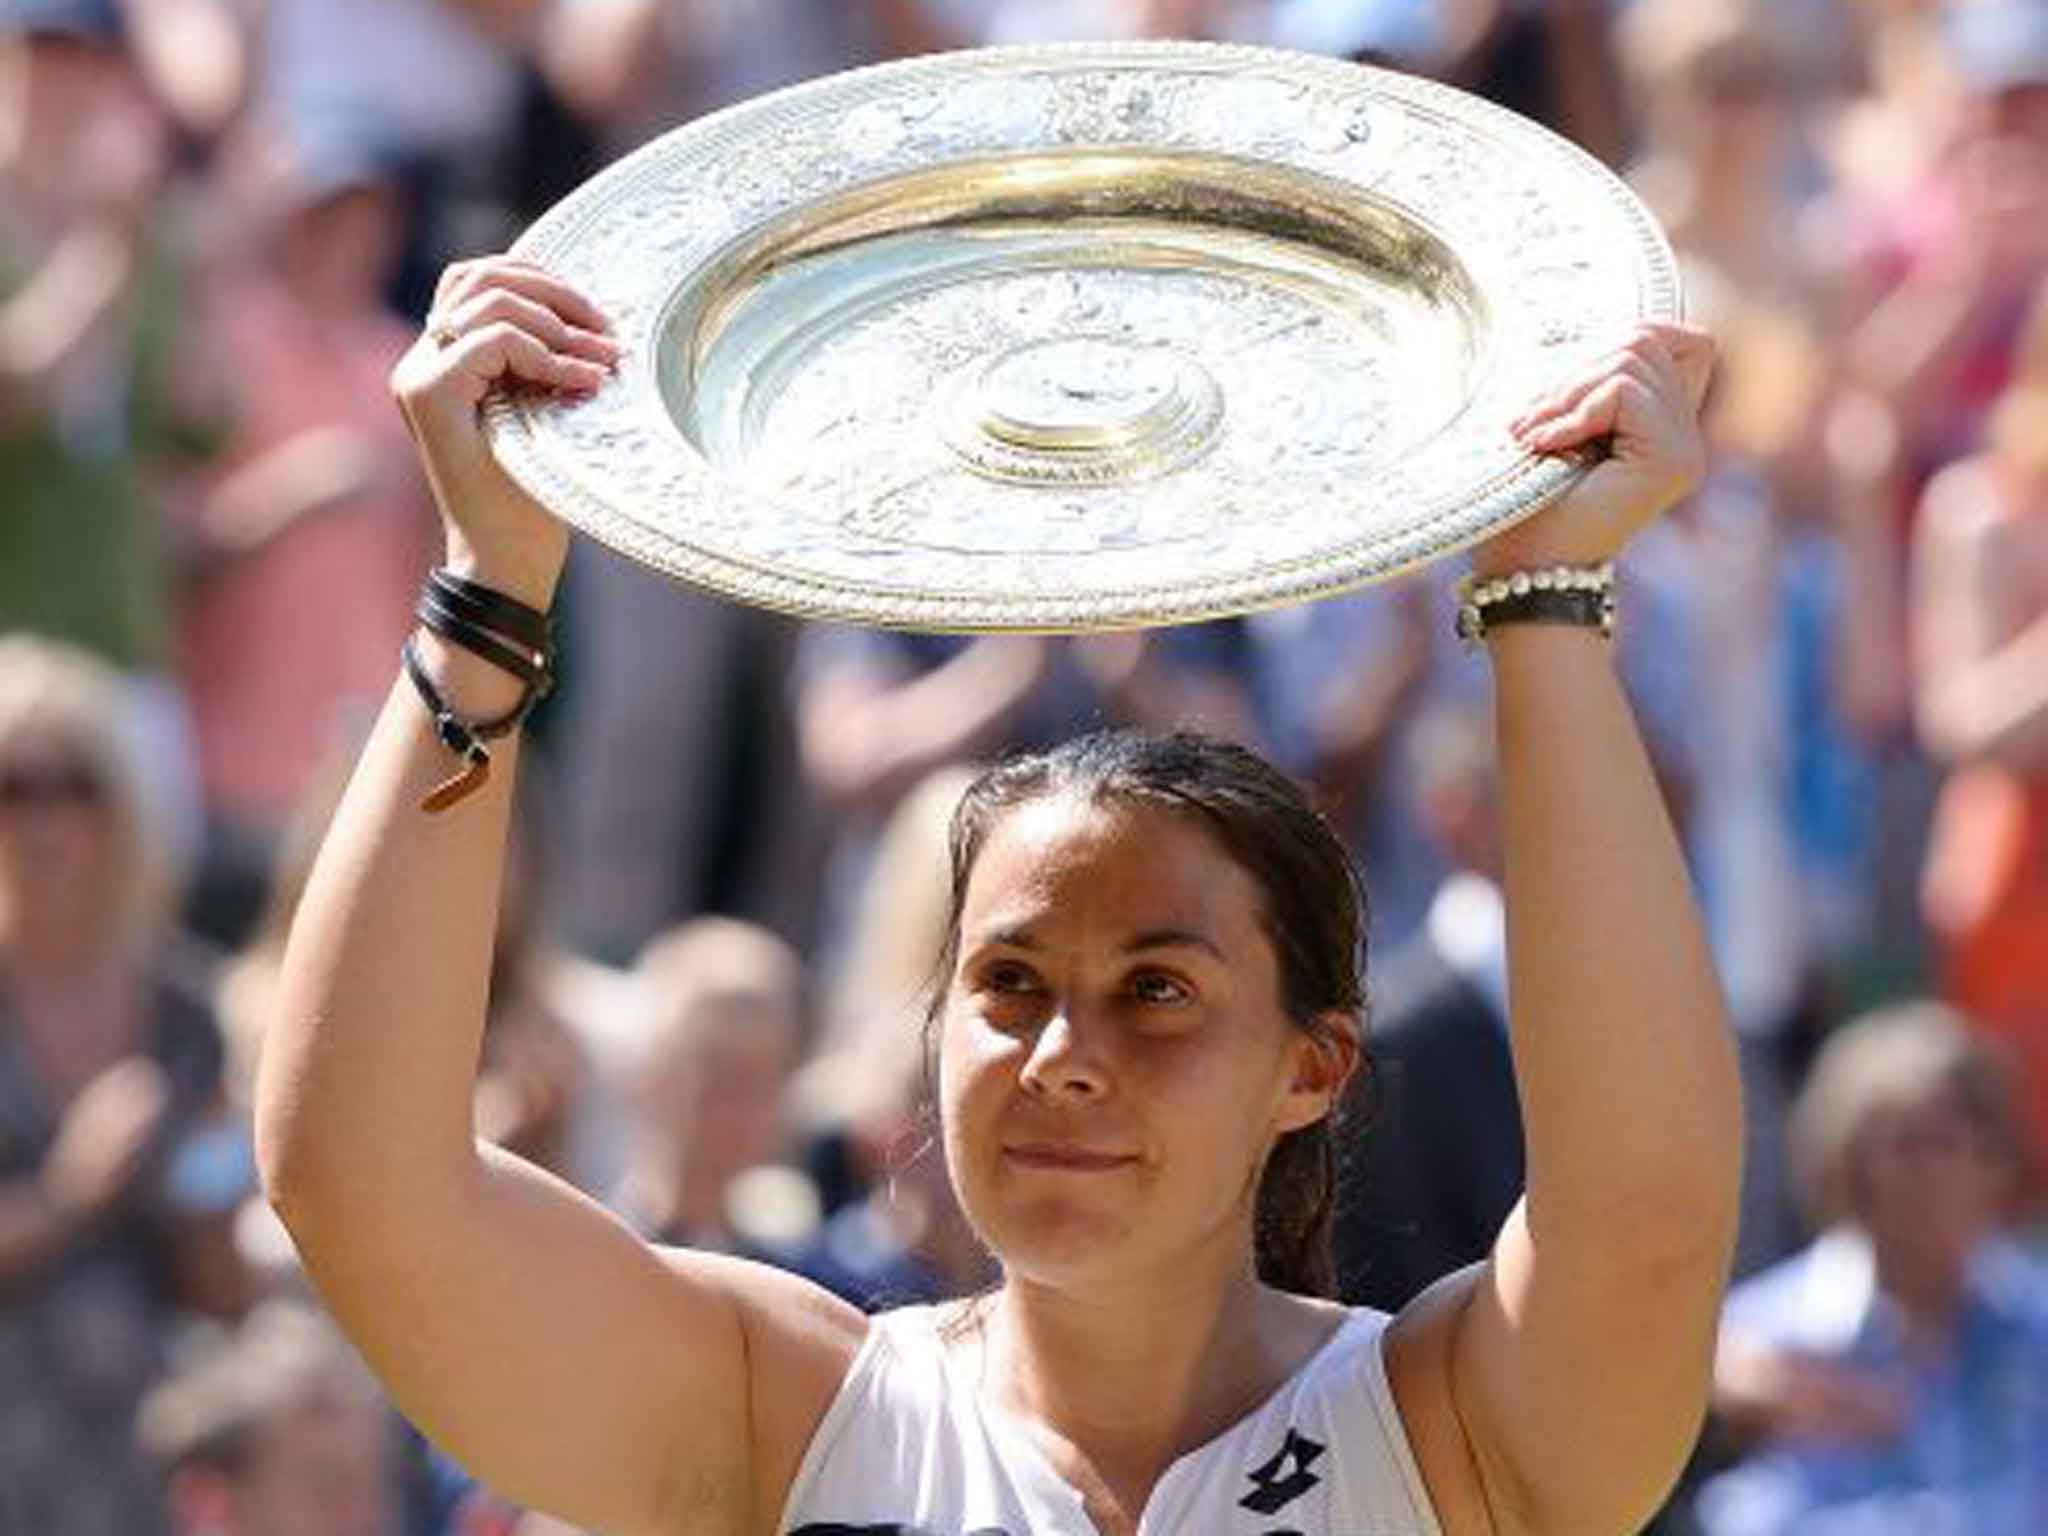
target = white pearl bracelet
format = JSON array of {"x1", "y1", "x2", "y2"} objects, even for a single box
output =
[{"x1": 1454, "y1": 561, "x2": 1618, "y2": 646}]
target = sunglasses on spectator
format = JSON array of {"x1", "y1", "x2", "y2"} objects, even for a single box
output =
[{"x1": 0, "y1": 762, "x2": 106, "y2": 808}]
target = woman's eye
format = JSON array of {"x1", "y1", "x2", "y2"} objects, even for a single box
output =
[
  {"x1": 981, "y1": 961, "x2": 1040, "y2": 995},
  {"x1": 1130, "y1": 971, "x2": 1191, "y2": 1006}
]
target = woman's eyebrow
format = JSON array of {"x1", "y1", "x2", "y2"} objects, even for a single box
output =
[
  {"x1": 965, "y1": 926, "x2": 1225, "y2": 961},
  {"x1": 971, "y1": 924, "x2": 1042, "y2": 951},
  {"x1": 1125, "y1": 929, "x2": 1225, "y2": 961}
]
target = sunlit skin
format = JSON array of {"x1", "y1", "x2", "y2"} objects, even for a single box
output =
[{"x1": 939, "y1": 794, "x2": 1353, "y2": 1298}]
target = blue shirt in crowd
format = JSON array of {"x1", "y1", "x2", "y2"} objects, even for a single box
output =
[{"x1": 1698, "y1": 1229, "x2": 2048, "y2": 1536}]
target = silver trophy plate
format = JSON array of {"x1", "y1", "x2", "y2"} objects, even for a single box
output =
[{"x1": 486, "y1": 41, "x2": 1680, "y2": 632}]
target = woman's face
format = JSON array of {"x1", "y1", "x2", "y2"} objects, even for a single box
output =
[
  {"x1": 0, "y1": 736, "x2": 115, "y2": 947},
  {"x1": 938, "y1": 794, "x2": 1341, "y2": 1289}
]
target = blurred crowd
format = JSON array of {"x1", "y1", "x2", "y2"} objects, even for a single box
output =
[{"x1": 4, "y1": 0, "x2": 2048, "y2": 1530}]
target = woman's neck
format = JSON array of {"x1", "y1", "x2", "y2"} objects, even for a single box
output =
[{"x1": 982, "y1": 1253, "x2": 1330, "y2": 1517}]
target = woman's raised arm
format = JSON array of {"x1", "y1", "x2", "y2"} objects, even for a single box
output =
[
  {"x1": 253, "y1": 257, "x2": 861, "y2": 1536},
  {"x1": 1385, "y1": 325, "x2": 1745, "y2": 1536}
]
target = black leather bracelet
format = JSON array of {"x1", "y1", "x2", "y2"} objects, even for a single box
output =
[
  {"x1": 401, "y1": 636, "x2": 543, "y2": 813},
  {"x1": 426, "y1": 567, "x2": 553, "y2": 653},
  {"x1": 414, "y1": 590, "x2": 556, "y2": 698}
]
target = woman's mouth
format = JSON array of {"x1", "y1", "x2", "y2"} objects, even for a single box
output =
[{"x1": 1002, "y1": 1143, "x2": 1139, "y2": 1171}]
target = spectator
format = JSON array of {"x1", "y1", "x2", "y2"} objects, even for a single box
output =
[
  {"x1": 1698, "y1": 1002, "x2": 2048, "y2": 1535},
  {"x1": 170, "y1": 132, "x2": 436, "y2": 948},
  {"x1": 2, "y1": 0, "x2": 187, "y2": 667},
  {"x1": 1913, "y1": 274, "x2": 2048, "y2": 1172},
  {"x1": 613, "y1": 916, "x2": 808, "y2": 1253},
  {"x1": 1840, "y1": 0, "x2": 2048, "y2": 484},
  {"x1": 252, "y1": 0, "x2": 539, "y2": 316},
  {"x1": 137, "y1": 1301, "x2": 398, "y2": 1536},
  {"x1": 0, "y1": 0, "x2": 224, "y2": 865},
  {"x1": 0, "y1": 636, "x2": 227, "y2": 1535}
]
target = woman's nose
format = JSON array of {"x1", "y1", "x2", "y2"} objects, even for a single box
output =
[{"x1": 1018, "y1": 1008, "x2": 1112, "y2": 1101}]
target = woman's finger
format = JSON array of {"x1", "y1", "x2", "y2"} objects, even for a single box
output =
[
  {"x1": 1512, "y1": 324, "x2": 1712, "y2": 438},
  {"x1": 434, "y1": 259, "x2": 613, "y2": 338},
  {"x1": 1510, "y1": 339, "x2": 1664, "y2": 435},
  {"x1": 431, "y1": 257, "x2": 482, "y2": 316},
  {"x1": 1521, "y1": 374, "x2": 1642, "y2": 452},
  {"x1": 1510, "y1": 349, "x2": 1630, "y2": 435},
  {"x1": 445, "y1": 320, "x2": 611, "y2": 397},
  {"x1": 444, "y1": 286, "x2": 621, "y2": 366},
  {"x1": 1523, "y1": 331, "x2": 1695, "y2": 444}
]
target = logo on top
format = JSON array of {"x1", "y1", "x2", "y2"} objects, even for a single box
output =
[{"x1": 1239, "y1": 1427, "x2": 1327, "y2": 1517}]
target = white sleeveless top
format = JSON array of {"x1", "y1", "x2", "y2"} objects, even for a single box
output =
[{"x1": 779, "y1": 1304, "x2": 1443, "y2": 1535}]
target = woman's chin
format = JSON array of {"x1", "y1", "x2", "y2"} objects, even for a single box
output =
[{"x1": 978, "y1": 1194, "x2": 1137, "y2": 1283}]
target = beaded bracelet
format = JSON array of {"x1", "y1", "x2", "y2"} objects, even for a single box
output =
[{"x1": 1455, "y1": 562, "x2": 1617, "y2": 647}]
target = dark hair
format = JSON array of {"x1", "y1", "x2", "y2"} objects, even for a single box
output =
[{"x1": 926, "y1": 728, "x2": 1368, "y2": 1296}]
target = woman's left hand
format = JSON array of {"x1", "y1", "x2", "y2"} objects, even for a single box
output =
[{"x1": 1473, "y1": 323, "x2": 1715, "y2": 579}]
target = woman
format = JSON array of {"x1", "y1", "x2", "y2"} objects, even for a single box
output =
[
  {"x1": 256, "y1": 255, "x2": 1740, "y2": 1535},
  {"x1": 0, "y1": 636, "x2": 230, "y2": 1535}
]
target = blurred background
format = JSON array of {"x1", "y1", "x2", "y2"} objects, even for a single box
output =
[{"x1": 3, "y1": 0, "x2": 2047, "y2": 1530}]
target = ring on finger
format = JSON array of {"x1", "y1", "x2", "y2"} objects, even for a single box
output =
[{"x1": 430, "y1": 319, "x2": 460, "y2": 350}]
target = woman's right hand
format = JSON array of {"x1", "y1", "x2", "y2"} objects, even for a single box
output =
[{"x1": 389, "y1": 257, "x2": 620, "y2": 608}]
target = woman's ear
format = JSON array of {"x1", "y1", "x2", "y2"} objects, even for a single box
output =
[{"x1": 1278, "y1": 1010, "x2": 1361, "y2": 1133}]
